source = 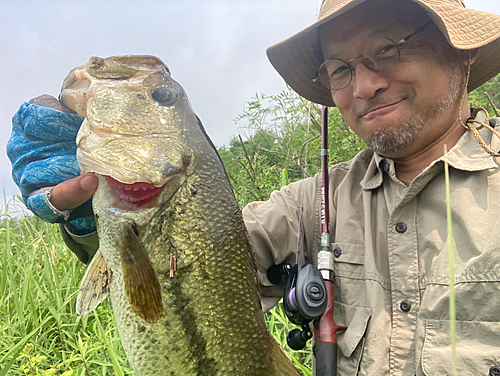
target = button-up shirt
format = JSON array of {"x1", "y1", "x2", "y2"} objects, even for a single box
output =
[{"x1": 243, "y1": 116, "x2": 500, "y2": 375}]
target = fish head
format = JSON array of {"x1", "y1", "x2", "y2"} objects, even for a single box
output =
[{"x1": 61, "y1": 55, "x2": 198, "y2": 211}]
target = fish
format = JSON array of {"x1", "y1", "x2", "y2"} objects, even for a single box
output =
[{"x1": 59, "y1": 55, "x2": 301, "y2": 376}]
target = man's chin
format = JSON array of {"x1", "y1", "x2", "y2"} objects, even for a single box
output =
[{"x1": 367, "y1": 122, "x2": 422, "y2": 155}]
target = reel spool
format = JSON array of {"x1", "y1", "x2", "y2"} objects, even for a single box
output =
[{"x1": 267, "y1": 263, "x2": 328, "y2": 350}]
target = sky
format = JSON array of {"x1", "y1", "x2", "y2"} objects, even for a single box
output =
[{"x1": 1, "y1": 0, "x2": 499, "y2": 213}]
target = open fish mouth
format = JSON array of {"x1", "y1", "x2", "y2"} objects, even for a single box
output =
[{"x1": 104, "y1": 176, "x2": 163, "y2": 208}]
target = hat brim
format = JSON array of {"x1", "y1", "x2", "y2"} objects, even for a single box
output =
[{"x1": 267, "y1": 0, "x2": 500, "y2": 107}]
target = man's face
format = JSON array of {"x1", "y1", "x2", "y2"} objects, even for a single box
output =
[{"x1": 320, "y1": 0, "x2": 467, "y2": 158}]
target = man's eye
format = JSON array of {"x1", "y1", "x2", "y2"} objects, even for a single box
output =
[
  {"x1": 375, "y1": 44, "x2": 396, "y2": 56},
  {"x1": 331, "y1": 64, "x2": 349, "y2": 76}
]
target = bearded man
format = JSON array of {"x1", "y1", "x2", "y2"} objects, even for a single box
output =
[
  {"x1": 245, "y1": 0, "x2": 500, "y2": 374},
  {"x1": 7, "y1": 0, "x2": 500, "y2": 374}
]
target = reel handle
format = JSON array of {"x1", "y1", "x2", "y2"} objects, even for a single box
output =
[{"x1": 287, "y1": 325, "x2": 313, "y2": 351}]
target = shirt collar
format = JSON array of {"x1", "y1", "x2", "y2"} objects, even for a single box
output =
[
  {"x1": 360, "y1": 112, "x2": 498, "y2": 191},
  {"x1": 360, "y1": 153, "x2": 388, "y2": 190}
]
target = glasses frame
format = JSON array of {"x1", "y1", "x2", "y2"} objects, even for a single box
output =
[{"x1": 315, "y1": 21, "x2": 433, "y2": 90}]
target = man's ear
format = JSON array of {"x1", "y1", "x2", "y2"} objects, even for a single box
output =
[{"x1": 465, "y1": 48, "x2": 481, "y2": 65}]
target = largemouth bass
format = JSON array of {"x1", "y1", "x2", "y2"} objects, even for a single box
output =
[{"x1": 59, "y1": 55, "x2": 301, "y2": 376}]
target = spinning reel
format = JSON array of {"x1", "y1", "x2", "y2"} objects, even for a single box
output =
[{"x1": 267, "y1": 262, "x2": 328, "y2": 350}]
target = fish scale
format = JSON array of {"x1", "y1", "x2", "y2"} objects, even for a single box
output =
[{"x1": 60, "y1": 55, "x2": 301, "y2": 376}]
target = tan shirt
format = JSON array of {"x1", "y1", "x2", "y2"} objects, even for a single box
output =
[{"x1": 243, "y1": 118, "x2": 500, "y2": 376}]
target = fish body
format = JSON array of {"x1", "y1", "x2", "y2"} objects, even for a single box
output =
[{"x1": 60, "y1": 55, "x2": 300, "y2": 376}]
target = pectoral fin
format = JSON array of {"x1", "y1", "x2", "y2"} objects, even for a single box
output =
[
  {"x1": 76, "y1": 249, "x2": 112, "y2": 317},
  {"x1": 120, "y1": 224, "x2": 163, "y2": 324}
]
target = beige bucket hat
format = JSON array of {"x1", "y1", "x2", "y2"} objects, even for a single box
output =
[{"x1": 267, "y1": 0, "x2": 500, "y2": 107}]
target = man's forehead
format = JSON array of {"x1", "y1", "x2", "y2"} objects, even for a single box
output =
[{"x1": 319, "y1": 0, "x2": 429, "y2": 55}]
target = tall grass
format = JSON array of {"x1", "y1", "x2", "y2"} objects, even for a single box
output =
[
  {"x1": 0, "y1": 207, "x2": 133, "y2": 375},
  {"x1": 0, "y1": 198, "x2": 311, "y2": 375},
  {"x1": 444, "y1": 152, "x2": 457, "y2": 376}
]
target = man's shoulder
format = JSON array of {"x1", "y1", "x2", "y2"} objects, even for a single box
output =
[
  {"x1": 281, "y1": 148, "x2": 374, "y2": 197},
  {"x1": 329, "y1": 148, "x2": 373, "y2": 173},
  {"x1": 327, "y1": 148, "x2": 375, "y2": 187}
]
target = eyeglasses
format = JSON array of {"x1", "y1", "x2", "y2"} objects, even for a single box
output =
[{"x1": 315, "y1": 21, "x2": 432, "y2": 91}]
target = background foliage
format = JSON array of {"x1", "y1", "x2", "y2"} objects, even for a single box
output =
[
  {"x1": 468, "y1": 74, "x2": 500, "y2": 116},
  {"x1": 219, "y1": 88, "x2": 365, "y2": 207},
  {"x1": 1, "y1": 74, "x2": 499, "y2": 375}
]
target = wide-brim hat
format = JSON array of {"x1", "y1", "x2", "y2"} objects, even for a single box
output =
[{"x1": 267, "y1": 0, "x2": 500, "y2": 107}]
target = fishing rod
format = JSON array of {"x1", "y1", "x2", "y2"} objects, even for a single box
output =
[
  {"x1": 266, "y1": 106, "x2": 345, "y2": 375},
  {"x1": 313, "y1": 105, "x2": 346, "y2": 376}
]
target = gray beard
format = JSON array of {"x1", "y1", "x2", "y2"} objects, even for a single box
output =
[
  {"x1": 367, "y1": 119, "x2": 423, "y2": 155},
  {"x1": 367, "y1": 66, "x2": 464, "y2": 155}
]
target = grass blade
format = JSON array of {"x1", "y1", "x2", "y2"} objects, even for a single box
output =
[
  {"x1": 0, "y1": 315, "x2": 51, "y2": 375},
  {"x1": 94, "y1": 312, "x2": 124, "y2": 376},
  {"x1": 444, "y1": 147, "x2": 457, "y2": 376}
]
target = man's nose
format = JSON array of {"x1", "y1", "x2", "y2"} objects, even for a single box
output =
[{"x1": 351, "y1": 62, "x2": 389, "y2": 99}]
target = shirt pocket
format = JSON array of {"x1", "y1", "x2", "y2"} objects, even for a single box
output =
[
  {"x1": 421, "y1": 319, "x2": 500, "y2": 376},
  {"x1": 331, "y1": 243, "x2": 365, "y2": 280},
  {"x1": 332, "y1": 301, "x2": 372, "y2": 375},
  {"x1": 332, "y1": 242, "x2": 367, "y2": 306}
]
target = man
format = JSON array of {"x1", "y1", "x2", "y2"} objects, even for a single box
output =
[
  {"x1": 7, "y1": 0, "x2": 500, "y2": 374},
  {"x1": 245, "y1": 0, "x2": 500, "y2": 374}
]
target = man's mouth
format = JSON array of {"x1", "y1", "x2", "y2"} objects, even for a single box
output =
[
  {"x1": 104, "y1": 176, "x2": 163, "y2": 208},
  {"x1": 360, "y1": 99, "x2": 405, "y2": 119}
]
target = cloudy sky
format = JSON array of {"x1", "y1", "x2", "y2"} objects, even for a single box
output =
[{"x1": 1, "y1": 0, "x2": 499, "y2": 213}]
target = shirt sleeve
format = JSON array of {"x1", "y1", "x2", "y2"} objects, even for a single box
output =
[
  {"x1": 7, "y1": 96, "x2": 96, "y2": 235},
  {"x1": 242, "y1": 175, "x2": 322, "y2": 312},
  {"x1": 59, "y1": 224, "x2": 99, "y2": 264}
]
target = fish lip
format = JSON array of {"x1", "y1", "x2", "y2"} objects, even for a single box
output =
[{"x1": 104, "y1": 176, "x2": 164, "y2": 209}]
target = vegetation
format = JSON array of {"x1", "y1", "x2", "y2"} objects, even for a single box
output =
[
  {"x1": 0, "y1": 207, "x2": 132, "y2": 376},
  {"x1": 1, "y1": 74, "x2": 499, "y2": 375},
  {"x1": 220, "y1": 88, "x2": 365, "y2": 207},
  {"x1": 468, "y1": 74, "x2": 500, "y2": 116}
]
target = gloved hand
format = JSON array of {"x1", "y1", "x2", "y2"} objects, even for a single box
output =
[{"x1": 7, "y1": 94, "x2": 96, "y2": 235}]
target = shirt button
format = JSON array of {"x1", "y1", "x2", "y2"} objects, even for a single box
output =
[
  {"x1": 396, "y1": 222, "x2": 407, "y2": 233},
  {"x1": 400, "y1": 300, "x2": 411, "y2": 312},
  {"x1": 381, "y1": 161, "x2": 390, "y2": 172},
  {"x1": 490, "y1": 366, "x2": 500, "y2": 376},
  {"x1": 333, "y1": 247, "x2": 342, "y2": 258}
]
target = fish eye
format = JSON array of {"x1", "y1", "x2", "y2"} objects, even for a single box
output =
[{"x1": 152, "y1": 87, "x2": 176, "y2": 106}]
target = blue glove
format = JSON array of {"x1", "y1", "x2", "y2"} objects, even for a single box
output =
[{"x1": 7, "y1": 95, "x2": 96, "y2": 234}]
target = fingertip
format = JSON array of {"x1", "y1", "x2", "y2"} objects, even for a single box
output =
[{"x1": 80, "y1": 173, "x2": 98, "y2": 191}]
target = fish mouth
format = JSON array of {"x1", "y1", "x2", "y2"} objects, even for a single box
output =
[{"x1": 104, "y1": 176, "x2": 163, "y2": 208}]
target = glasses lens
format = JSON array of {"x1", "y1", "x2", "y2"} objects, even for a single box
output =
[
  {"x1": 363, "y1": 37, "x2": 400, "y2": 72},
  {"x1": 317, "y1": 37, "x2": 401, "y2": 91},
  {"x1": 318, "y1": 58, "x2": 352, "y2": 90}
]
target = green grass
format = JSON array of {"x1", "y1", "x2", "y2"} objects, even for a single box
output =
[
  {"x1": 0, "y1": 198, "x2": 311, "y2": 375},
  {"x1": 444, "y1": 153, "x2": 457, "y2": 376}
]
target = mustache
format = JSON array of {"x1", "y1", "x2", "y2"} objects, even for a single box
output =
[{"x1": 355, "y1": 95, "x2": 407, "y2": 118}]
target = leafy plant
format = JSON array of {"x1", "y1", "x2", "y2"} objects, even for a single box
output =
[
  {"x1": 468, "y1": 74, "x2": 500, "y2": 116},
  {"x1": 0, "y1": 199, "x2": 133, "y2": 376},
  {"x1": 221, "y1": 88, "x2": 365, "y2": 207}
]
